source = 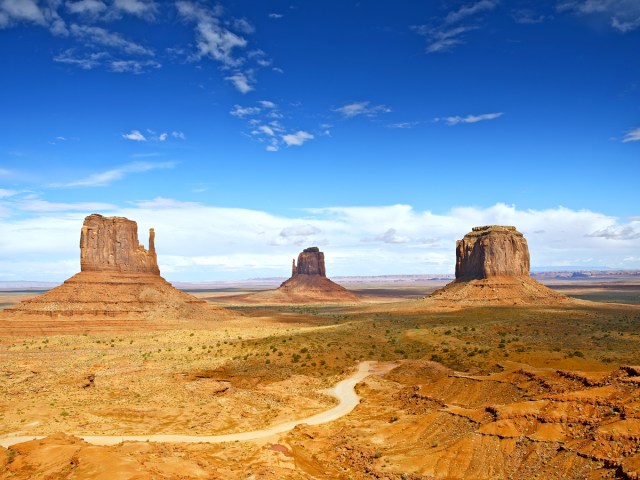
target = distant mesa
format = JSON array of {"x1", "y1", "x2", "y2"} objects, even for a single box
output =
[
  {"x1": 426, "y1": 225, "x2": 569, "y2": 307},
  {"x1": 2, "y1": 214, "x2": 227, "y2": 332},
  {"x1": 244, "y1": 246, "x2": 360, "y2": 304}
]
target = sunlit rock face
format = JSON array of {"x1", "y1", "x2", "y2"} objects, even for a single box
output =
[
  {"x1": 455, "y1": 225, "x2": 530, "y2": 281},
  {"x1": 80, "y1": 214, "x2": 160, "y2": 275}
]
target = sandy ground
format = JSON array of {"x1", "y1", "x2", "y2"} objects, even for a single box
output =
[
  {"x1": 0, "y1": 360, "x2": 396, "y2": 447},
  {"x1": 1, "y1": 277, "x2": 640, "y2": 479}
]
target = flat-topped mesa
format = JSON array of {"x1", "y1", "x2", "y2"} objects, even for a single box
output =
[
  {"x1": 294, "y1": 246, "x2": 326, "y2": 277},
  {"x1": 455, "y1": 225, "x2": 530, "y2": 281},
  {"x1": 80, "y1": 214, "x2": 160, "y2": 275}
]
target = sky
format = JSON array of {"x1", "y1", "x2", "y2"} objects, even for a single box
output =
[{"x1": 0, "y1": 0, "x2": 639, "y2": 281}]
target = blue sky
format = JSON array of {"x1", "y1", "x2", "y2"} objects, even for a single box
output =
[{"x1": 0, "y1": 0, "x2": 639, "y2": 281}]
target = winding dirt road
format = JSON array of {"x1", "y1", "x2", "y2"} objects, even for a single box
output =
[{"x1": 1, "y1": 360, "x2": 395, "y2": 448}]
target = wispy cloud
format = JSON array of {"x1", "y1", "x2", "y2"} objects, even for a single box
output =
[
  {"x1": 622, "y1": 127, "x2": 640, "y2": 142},
  {"x1": 122, "y1": 129, "x2": 147, "y2": 141},
  {"x1": 176, "y1": 1, "x2": 245, "y2": 66},
  {"x1": 435, "y1": 112, "x2": 504, "y2": 125},
  {"x1": 70, "y1": 24, "x2": 153, "y2": 55},
  {"x1": 110, "y1": 59, "x2": 160, "y2": 73},
  {"x1": 230, "y1": 105, "x2": 261, "y2": 117},
  {"x1": 282, "y1": 131, "x2": 314, "y2": 147},
  {"x1": 413, "y1": 0, "x2": 499, "y2": 53},
  {"x1": 66, "y1": 1, "x2": 108, "y2": 16},
  {"x1": 113, "y1": 0, "x2": 158, "y2": 20},
  {"x1": 334, "y1": 101, "x2": 392, "y2": 119},
  {"x1": 558, "y1": 0, "x2": 640, "y2": 32},
  {"x1": 387, "y1": 121, "x2": 421, "y2": 129},
  {"x1": 268, "y1": 13, "x2": 283, "y2": 19},
  {"x1": 511, "y1": 8, "x2": 546, "y2": 24},
  {"x1": 54, "y1": 161, "x2": 175, "y2": 187},
  {"x1": 225, "y1": 72, "x2": 253, "y2": 93}
]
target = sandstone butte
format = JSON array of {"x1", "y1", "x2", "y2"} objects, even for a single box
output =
[
  {"x1": 245, "y1": 247, "x2": 360, "y2": 304},
  {"x1": 1, "y1": 214, "x2": 227, "y2": 333},
  {"x1": 425, "y1": 225, "x2": 570, "y2": 307}
]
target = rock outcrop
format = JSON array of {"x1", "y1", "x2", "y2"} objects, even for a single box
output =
[
  {"x1": 80, "y1": 214, "x2": 159, "y2": 274},
  {"x1": 425, "y1": 226, "x2": 569, "y2": 307},
  {"x1": 456, "y1": 226, "x2": 530, "y2": 280},
  {"x1": 2, "y1": 214, "x2": 227, "y2": 330},
  {"x1": 243, "y1": 247, "x2": 359, "y2": 304},
  {"x1": 293, "y1": 247, "x2": 326, "y2": 277}
]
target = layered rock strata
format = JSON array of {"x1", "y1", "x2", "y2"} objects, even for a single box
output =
[{"x1": 427, "y1": 226, "x2": 569, "y2": 307}]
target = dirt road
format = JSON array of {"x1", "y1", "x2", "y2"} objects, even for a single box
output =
[{"x1": 1, "y1": 360, "x2": 395, "y2": 448}]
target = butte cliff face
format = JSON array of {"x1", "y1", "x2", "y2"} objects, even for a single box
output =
[
  {"x1": 426, "y1": 225, "x2": 568, "y2": 307},
  {"x1": 80, "y1": 214, "x2": 159, "y2": 274},
  {"x1": 2, "y1": 214, "x2": 226, "y2": 330},
  {"x1": 455, "y1": 226, "x2": 530, "y2": 280},
  {"x1": 292, "y1": 247, "x2": 326, "y2": 277}
]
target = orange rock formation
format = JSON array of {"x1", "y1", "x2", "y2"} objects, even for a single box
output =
[
  {"x1": 2, "y1": 214, "x2": 225, "y2": 330},
  {"x1": 427, "y1": 225, "x2": 569, "y2": 306},
  {"x1": 244, "y1": 247, "x2": 360, "y2": 304}
]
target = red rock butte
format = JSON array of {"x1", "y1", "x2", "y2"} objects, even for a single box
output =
[
  {"x1": 245, "y1": 247, "x2": 360, "y2": 304},
  {"x1": 427, "y1": 225, "x2": 569, "y2": 307},
  {"x1": 1, "y1": 214, "x2": 227, "y2": 333}
]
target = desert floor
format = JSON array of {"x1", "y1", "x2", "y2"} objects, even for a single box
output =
[{"x1": 1, "y1": 276, "x2": 640, "y2": 479}]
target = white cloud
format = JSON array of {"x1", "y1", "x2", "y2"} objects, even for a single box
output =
[
  {"x1": 334, "y1": 101, "x2": 392, "y2": 118},
  {"x1": 558, "y1": 0, "x2": 640, "y2": 32},
  {"x1": 232, "y1": 17, "x2": 254, "y2": 35},
  {"x1": 158, "y1": 132, "x2": 168, "y2": 141},
  {"x1": 225, "y1": 72, "x2": 253, "y2": 93},
  {"x1": 110, "y1": 59, "x2": 160, "y2": 73},
  {"x1": 122, "y1": 129, "x2": 146, "y2": 141},
  {"x1": 66, "y1": 0, "x2": 107, "y2": 15},
  {"x1": 172, "y1": 131, "x2": 186, "y2": 139},
  {"x1": 623, "y1": 127, "x2": 640, "y2": 142},
  {"x1": 1, "y1": 201, "x2": 639, "y2": 281},
  {"x1": 436, "y1": 112, "x2": 504, "y2": 125},
  {"x1": 413, "y1": 0, "x2": 498, "y2": 53},
  {"x1": 258, "y1": 125, "x2": 275, "y2": 136},
  {"x1": 176, "y1": 1, "x2": 247, "y2": 67},
  {"x1": 588, "y1": 223, "x2": 640, "y2": 240},
  {"x1": 17, "y1": 199, "x2": 117, "y2": 212},
  {"x1": 70, "y1": 24, "x2": 154, "y2": 56},
  {"x1": 230, "y1": 105, "x2": 261, "y2": 117},
  {"x1": 113, "y1": 0, "x2": 157, "y2": 20},
  {"x1": 268, "y1": 13, "x2": 283, "y2": 19},
  {"x1": 280, "y1": 225, "x2": 321, "y2": 238},
  {"x1": 282, "y1": 130, "x2": 314, "y2": 146},
  {"x1": 0, "y1": 0, "x2": 46, "y2": 27},
  {"x1": 387, "y1": 122, "x2": 420, "y2": 129},
  {"x1": 53, "y1": 161, "x2": 175, "y2": 187},
  {"x1": 370, "y1": 228, "x2": 412, "y2": 244},
  {"x1": 445, "y1": 0, "x2": 499, "y2": 24},
  {"x1": 258, "y1": 100, "x2": 277, "y2": 109},
  {"x1": 0, "y1": 189, "x2": 18, "y2": 198},
  {"x1": 53, "y1": 49, "x2": 108, "y2": 69}
]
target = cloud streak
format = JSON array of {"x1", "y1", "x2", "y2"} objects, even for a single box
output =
[
  {"x1": 436, "y1": 112, "x2": 504, "y2": 125},
  {"x1": 53, "y1": 161, "x2": 175, "y2": 187}
]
